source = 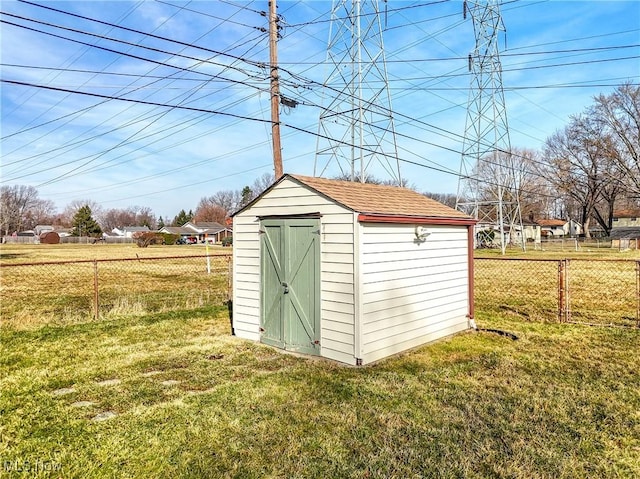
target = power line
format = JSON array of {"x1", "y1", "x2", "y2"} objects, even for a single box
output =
[
  {"x1": 1, "y1": 6, "x2": 270, "y2": 159},
  {"x1": 15, "y1": 0, "x2": 267, "y2": 68},
  {"x1": 275, "y1": 43, "x2": 640, "y2": 65},
  {"x1": 3, "y1": 0, "x2": 636, "y2": 204},
  {"x1": 2, "y1": 0, "x2": 144, "y2": 124},
  {"x1": 284, "y1": 0, "x2": 451, "y2": 28},
  {"x1": 154, "y1": 0, "x2": 267, "y2": 32},
  {"x1": 0, "y1": 13, "x2": 268, "y2": 81}
]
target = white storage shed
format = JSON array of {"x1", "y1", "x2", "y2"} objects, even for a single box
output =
[{"x1": 232, "y1": 174, "x2": 476, "y2": 365}]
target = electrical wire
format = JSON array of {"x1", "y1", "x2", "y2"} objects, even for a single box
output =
[
  {"x1": 2, "y1": 74, "x2": 578, "y2": 205},
  {"x1": 154, "y1": 0, "x2": 267, "y2": 32},
  {"x1": 2, "y1": 0, "x2": 144, "y2": 123},
  {"x1": 15, "y1": 0, "x2": 267, "y2": 68},
  {"x1": 0, "y1": 13, "x2": 268, "y2": 81},
  {"x1": 3, "y1": 0, "x2": 636, "y2": 206}
]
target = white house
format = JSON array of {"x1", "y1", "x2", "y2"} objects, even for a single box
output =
[
  {"x1": 538, "y1": 219, "x2": 583, "y2": 238},
  {"x1": 232, "y1": 174, "x2": 476, "y2": 366},
  {"x1": 538, "y1": 219, "x2": 562, "y2": 238},
  {"x1": 111, "y1": 226, "x2": 150, "y2": 238},
  {"x1": 182, "y1": 221, "x2": 232, "y2": 243}
]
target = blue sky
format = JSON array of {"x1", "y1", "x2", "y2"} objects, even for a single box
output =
[{"x1": 1, "y1": 0, "x2": 639, "y2": 220}]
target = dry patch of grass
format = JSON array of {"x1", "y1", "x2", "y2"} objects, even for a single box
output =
[
  {"x1": 1, "y1": 308, "x2": 638, "y2": 478},
  {"x1": 475, "y1": 256, "x2": 639, "y2": 327},
  {"x1": 0, "y1": 245, "x2": 230, "y2": 329},
  {"x1": 475, "y1": 246, "x2": 640, "y2": 261},
  {"x1": 0, "y1": 243, "x2": 228, "y2": 264}
]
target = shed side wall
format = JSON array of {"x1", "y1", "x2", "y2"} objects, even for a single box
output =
[
  {"x1": 359, "y1": 223, "x2": 470, "y2": 364},
  {"x1": 232, "y1": 178, "x2": 357, "y2": 364}
]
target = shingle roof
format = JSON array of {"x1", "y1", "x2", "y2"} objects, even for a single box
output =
[
  {"x1": 538, "y1": 219, "x2": 566, "y2": 227},
  {"x1": 610, "y1": 227, "x2": 640, "y2": 239},
  {"x1": 289, "y1": 174, "x2": 470, "y2": 219},
  {"x1": 191, "y1": 222, "x2": 225, "y2": 229},
  {"x1": 160, "y1": 227, "x2": 193, "y2": 235},
  {"x1": 613, "y1": 209, "x2": 640, "y2": 218}
]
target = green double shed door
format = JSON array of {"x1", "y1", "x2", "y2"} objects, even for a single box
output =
[{"x1": 260, "y1": 217, "x2": 321, "y2": 355}]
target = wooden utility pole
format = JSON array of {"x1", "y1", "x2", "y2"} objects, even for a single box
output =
[{"x1": 269, "y1": 0, "x2": 283, "y2": 178}]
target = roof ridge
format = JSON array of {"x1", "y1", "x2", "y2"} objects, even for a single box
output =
[{"x1": 288, "y1": 174, "x2": 471, "y2": 220}]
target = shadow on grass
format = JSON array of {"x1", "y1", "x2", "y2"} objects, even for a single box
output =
[
  {"x1": 0, "y1": 252, "x2": 27, "y2": 260},
  {"x1": 226, "y1": 300, "x2": 234, "y2": 336},
  {"x1": 0, "y1": 305, "x2": 229, "y2": 345}
]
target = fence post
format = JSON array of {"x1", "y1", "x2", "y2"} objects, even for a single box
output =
[
  {"x1": 558, "y1": 259, "x2": 565, "y2": 322},
  {"x1": 565, "y1": 259, "x2": 571, "y2": 322},
  {"x1": 636, "y1": 260, "x2": 640, "y2": 328},
  {"x1": 227, "y1": 256, "x2": 232, "y2": 302},
  {"x1": 557, "y1": 259, "x2": 571, "y2": 323},
  {"x1": 93, "y1": 260, "x2": 99, "y2": 321}
]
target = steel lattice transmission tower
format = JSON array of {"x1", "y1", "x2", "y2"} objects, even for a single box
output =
[
  {"x1": 456, "y1": 0, "x2": 524, "y2": 253},
  {"x1": 314, "y1": 0, "x2": 401, "y2": 183}
]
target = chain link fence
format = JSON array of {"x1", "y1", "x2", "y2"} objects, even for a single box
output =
[
  {"x1": 1, "y1": 254, "x2": 231, "y2": 328},
  {"x1": 475, "y1": 258, "x2": 640, "y2": 327},
  {"x1": 2, "y1": 254, "x2": 638, "y2": 329}
]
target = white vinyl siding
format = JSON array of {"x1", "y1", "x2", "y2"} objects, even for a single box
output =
[
  {"x1": 359, "y1": 223, "x2": 470, "y2": 364},
  {"x1": 232, "y1": 214, "x2": 261, "y2": 341},
  {"x1": 232, "y1": 178, "x2": 356, "y2": 364}
]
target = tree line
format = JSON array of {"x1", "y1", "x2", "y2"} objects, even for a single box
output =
[
  {"x1": 1, "y1": 84, "x2": 637, "y2": 238},
  {"x1": 0, "y1": 173, "x2": 276, "y2": 236}
]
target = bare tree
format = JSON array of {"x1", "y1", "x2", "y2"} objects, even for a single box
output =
[
  {"x1": 251, "y1": 173, "x2": 275, "y2": 197},
  {"x1": 539, "y1": 115, "x2": 621, "y2": 237},
  {"x1": 194, "y1": 199, "x2": 227, "y2": 224},
  {"x1": 593, "y1": 83, "x2": 640, "y2": 198},
  {"x1": 23, "y1": 198, "x2": 57, "y2": 230},
  {"x1": 0, "y1": 185, "x2": 56, "y2": 235},
  {"x1": 135, "y1": 206, "x2": 156, "y2": 229},
  {"x1": 208, "y1": 190, "x2": 241, "y2": 213},
  {"x1": 99, "y1": 206, "x2": 156, "y2": 231},
  {"x1": 100, "y1": 208, "x2": 135, "y2": 232},
  {"x1": 423, "y1": 192, "x2": 457, "y2": 208}
]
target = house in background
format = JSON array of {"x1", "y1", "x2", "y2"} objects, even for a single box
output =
[
  {"x1": 538, "y1": 219, "x2": 582, "y2": 238},
  {"x1": 112, "y1": 226, "x2": 150, "y2": 238},
  {"x1": 610, "y1": 209, "x2": 640, "y2": 249},
  {"x1": 158, "y1": 222, "x2": 232, "y2": 244},
  {"x1": 158, "y1": 226, "x2": 196, "y2": 241},
  {"x1": 182, "y1": 221, "x2": 232, "y2": 243},
  {"x1": 612, "y1": 209, "x2": 640, "y2": 228},
  {"x1": 474, "y1": 220, "x2": 540, "y2": 247}
]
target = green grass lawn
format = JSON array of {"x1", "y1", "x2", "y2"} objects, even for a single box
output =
[{"x1": 1, "y1": 307, "x2": 638, "y2": 478}]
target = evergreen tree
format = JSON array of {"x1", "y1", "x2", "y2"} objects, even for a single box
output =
[
  {"x1": 241, "y1": 186, "x2": 253, "y2": 208},
  {"x1": 158, "y1": 216, "x2": 165, "y2": 229},
  {"x1": 72, "y1": 205, "x2": 102, "y2": 237},
  {"x1": 172, "y1": 209, "x2": 191, "y2": 226}
]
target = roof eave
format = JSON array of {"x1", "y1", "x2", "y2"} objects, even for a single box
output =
[
  {"x1": 231, "y1": 174, "x2": 294, "y2": 217},
  {"x1": 358, "y1": 213, "x2": 477, "y2": 226}
]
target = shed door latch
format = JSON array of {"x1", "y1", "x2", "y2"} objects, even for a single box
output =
[{"x1": 281, "y1": 282, "x2": 289, "y2": 294}]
